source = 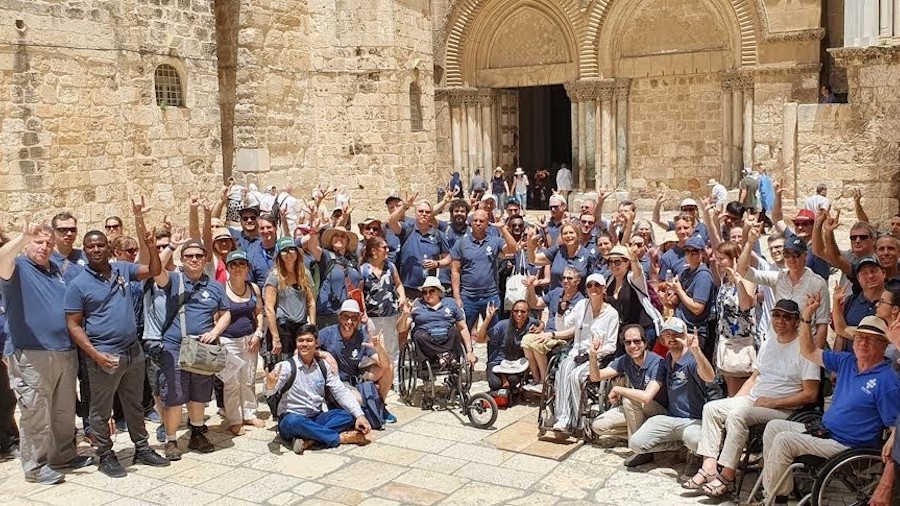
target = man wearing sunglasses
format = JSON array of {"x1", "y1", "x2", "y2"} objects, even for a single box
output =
[
  {"x1": 229, "y1": 206, "x2": 261, "y2": 251},
  {"x1": 816, "y1": 211, "x2": 879, "y2": 292},
  {"x1": 50, "y1": 211, "x2": 86, "y2": 281},
  {"x1": 543, "y1": 194, "x2": 568, "y2": 246},
  {"x1": 667, "y1": 237, "x2": 714, "y2": 348},
  {"x1": 772, "y1": 183, "x2": 830, "y2": 280}
]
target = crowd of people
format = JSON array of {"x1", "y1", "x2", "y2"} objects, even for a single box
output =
[{"x1": 0, "y1": 173, "x2": 899, "y2": 506}]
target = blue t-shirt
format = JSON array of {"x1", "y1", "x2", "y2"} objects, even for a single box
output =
[
  {"x1": 784, "y1": 229, "x2": 830, "y2": 281},
  {"x1": 316, "y1": 250, "x2": 361, "y2": 316},
  {"x1": 674, "y1": 264, "x2": 714, "y2": 337},
  {"x1": 543, "y1": 244, "x2": 591, "y2": 291},
  {"x1": 317, "y1": 325, "x2": 374, "y2": 383},
  {"x1": 230, "y1": 229, "x2": 260, "y2": 252},
  {"x1": 610, "y1": 351, "x2": 668, "y2": 408},
  {"x1": 399, "y1": 226, "x2": 450, "y2": 290},
  {"x1": 659, "y1": 245, "x2": 686, "y2": 278},
  {"x1": 839, "y1": 293, "x2": 877, "y2": 352},
  {"x1": 541, "y1": 288, "x2": 585, "y2": 333},
  {"x1": 486, "y1": 317, "x2": 539, "y2": 365},
  {"x1": 822, "y1": 351, "x2": 900, "y2": 448},
  {"x1": 438, "y1": 222, "x2": 469, "y2": 287},
  {"x1": 51, "y1": 249, "x2": 87, "y2": 283},
  {"x1": 63, "y1": 262, "x2": 142, "y2": 354},
  {"x1": 665, "y1": 351, "x2": 706, "y2": 419},
  {"x1": 666, "y1": 221, "x2": 710, "y2": 245},
  {"x1": 0, "y1": 256, "x2": 72, "y2": 351},
  {"x1": 758, "y1": 175, "x2": 774, "y2": 212},
  {"x1": 245, "y1": 241, "x2": 276, "y2": 289},
  {"x1": 893, "y1": 411, "x2": 900, "y2": 464},
  {"x1": 411, "y1": 297, "x2": 464, "y2": 342},
  {"x1": 161, "y1": 272, "x2": 229, "y2": 346},
  {"x1": 450, "y1": 234, "x2": 507, "y2": 299}
]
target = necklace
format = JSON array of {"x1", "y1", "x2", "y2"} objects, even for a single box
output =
[{"x1": 229, "y1": 281, "x2": 249, "y2": 298}]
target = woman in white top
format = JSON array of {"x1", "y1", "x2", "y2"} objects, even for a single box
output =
[{"x1": 507, "y1": 168, "x2": 530, "y2": 211}]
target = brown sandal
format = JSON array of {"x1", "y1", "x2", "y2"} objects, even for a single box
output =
[
  {"x1": 681, "y1": 468, "x2": 716, "y2": 490},
  {"x1": 701, "y1": 475, "x2": 736, "y2": 497}
]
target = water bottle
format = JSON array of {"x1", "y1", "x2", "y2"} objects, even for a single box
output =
[{"x1": 665, "y1": 269, "x2": 673, "y2": 284}]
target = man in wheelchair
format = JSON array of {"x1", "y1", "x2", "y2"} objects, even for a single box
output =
[
  {"x1": 685, "y1": 299, "x2": 821, "y2": 497},
  {"x1": 397, "y1": 276, "x2": 476, "y2": 367},
  {"x1": 751, "y1": 297, "x2": 900, "y2": 506},
  {"x1": 588, "y1": 324, "x2": 667, "y2": 446}
]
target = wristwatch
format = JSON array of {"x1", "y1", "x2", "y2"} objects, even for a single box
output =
[{"x1": 550, "y1": 331, "x2": 556, "y2": 339}]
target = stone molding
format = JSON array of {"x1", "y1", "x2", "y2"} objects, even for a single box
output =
[
  {"x1": 436, "y1": 87, "x2": 496, "y2": 106},
  {"x1": 748, "y1": 63, "x2": 822, "y2": 76},
  {"x1": 564, "y1": 78, "x2": 619, "y2": 102},
  {"x1": 830, "y1": 46, "x2": 900, "y2": 67}
]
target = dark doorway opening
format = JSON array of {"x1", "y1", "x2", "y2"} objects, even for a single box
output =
[{"x1": 517, "y1": 85, "x2": 572, "y2": 209}]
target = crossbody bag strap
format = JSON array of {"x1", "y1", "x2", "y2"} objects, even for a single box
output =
[{"x1": 177, "y1": 274, "x2": 188, "y2": 340}]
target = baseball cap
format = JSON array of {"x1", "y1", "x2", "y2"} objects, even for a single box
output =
[
  {"x1": 792, "y1": 209, "x2": 816, "y2": 223},
  {"x1": 684, "y1": 236, "x2": 706, "y2": 251},
  {"x1": 549, "y1": 194, "x2": 566, "y2": 206},
  {"x1": 661, "y1": 317, "x2": 686, "y2": 334},
  {"x1": 846, "y1": 315, "x2": 889, "y2": 341},
  {"x1": 239, "y1": 206, "x2": 260, "y2": 216},
  {"x1": 773, "y1": 299, "x2": 801, "y2": 315},
  {"x1": 585, "y1": 273, "x2": 607, "y2": 286},
  {"x1": 225, "y1": 250, "x2": 248, "y2": 265},
  {"x1": 275, "y1": 237, "x2": 298, "y2": 253},
  {"x1": 784, "y1": 236, "x2": 808, "y2": 254},
  {"x1": 339, "y1": 299, "x2": 361, "y2": 314},
  {"x1": 180, "y1": 240, "x2": 206, "y2": 254},
  {"x1": 680, "y1": 198, "x2": 698, "y2": 208},
  {"x1": 854, "y1": 255, "x2": 881, "y2": 273},
  {"x1": 384, "y1": 194, "x2": 402, "y2": 205},
  {"x1": 506, "y1": 198, "x2": 520, "y2": 207}
]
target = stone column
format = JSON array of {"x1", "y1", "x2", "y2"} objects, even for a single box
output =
[
  {"x1": 466, "y1": 101, "x2": 480, "y2": 181},
  {"x1": 599, "y1": 89, "x2": 613, "y2": 189},
  {"x1": 615, "y1": 79, "x2": 630, "y2": 189},
  {"x1": 720, "y1": 76, "x2": 734, "y2": 186},
  {"x1": 569, "y1": 102, "x2": 580, "y2": 185},
  {"x1": 479, "y1": 92, "x2": 495, "y2": 172},
  {"x1": 895, "y1": 0, "x2": 900, "y2": 37},
  {"x1": 741, "y1": 75, "x2": 754, "y2": 169},
  {"x1": 450, "y1": 101, "x2": 464, "y2": 171},
  {"x1": 565, "y1": 81, "x2": 598, "y2": 188},
  {"x1": 732, "y1": 84, "x2": 744, "y2": 179},
  {"x1": 880, "y1": 0, "x2": 893, "y2": 37}
]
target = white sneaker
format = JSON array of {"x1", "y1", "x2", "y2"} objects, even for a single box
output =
[{"x1": 523, "y1": 383, "x2": 542, "y2": 393}]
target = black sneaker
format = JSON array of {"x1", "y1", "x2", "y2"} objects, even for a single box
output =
[
  {"x1": 51, "y1": 455, "x2": 94, "y2": 470},
  {"x1": 624, "y1": 452, "x2": 654, "y2": 468},
  {"x1": 97, "y1": 454, "x2": 127, "y2": 478},
  {"x1": 164, "y1": 441, "x2": 182, "y2": 461},
  {"x1": 188, "y1": 431, "x2": 215, "y2": 453},
  {"x1": 134, "y1": 448, "x2": 170, "y2": 467}
]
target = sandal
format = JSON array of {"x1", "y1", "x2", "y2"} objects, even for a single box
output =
[
  {"x1": 701, "y1": 475, "x2": 736, "y2": 497},
  {"x1": 681, "y1": 468, "x2": 716, "y2": 490}
]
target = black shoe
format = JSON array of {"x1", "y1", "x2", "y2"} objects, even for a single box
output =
[
  {"x1": 624, "y1": 452, "x2": 654, "y2": 468},
  {"x1": 188, "y1": 431, "x2": 215, "y2": 453},
  {"x1": 134, "y1": 448, "x2": 170, "y2": 467},
  {"x1": 51, "y1": 455, "x2": 94, "y2": 470},
  {"x1": 97, "y1": 454, "x2": 127, "y2": 478},
  {"x1": 164, "y1": 441, "x2": 182, "y2": 461}
]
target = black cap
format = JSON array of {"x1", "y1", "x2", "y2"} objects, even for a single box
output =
[
  {"x1": 180, "y1": 240, "x2": 207, "y2": 254},
  {"x1": 239, "y1": 206, "x2": 260, "y2": 216},
  {"x1": 784, "y1": 236, "x2": 808, "y2": 254},
  {"x1": 773, "y1": 299, "x2": 800, "y2": 315},
  {"x1": 384, "y1": 194, "x2": 402, "y2": 205}
]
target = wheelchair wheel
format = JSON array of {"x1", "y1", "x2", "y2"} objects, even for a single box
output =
[
  {"x1": 536, "y1": 356, "x2": 560, "y2": 437},
  {"x1": 578, "y1": 380, "x2": 609, "y2": 442},
  {"x1": 397, "y1": 339, "x2": 418, "y2": 404},
  {"x1": 466, "y1": 392, "x2": 498, "y2": 429},
  {"x1": 810, "y1": 448, "x2": 883, "y2": 506}
]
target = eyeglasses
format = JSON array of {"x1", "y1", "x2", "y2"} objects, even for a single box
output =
[
  {"x1": 580, "y1": 220, "x2": 595, "y2": 225},
  {"x1": 364, "y1": 227, "x2": 380, "y2": 232},
  {"x1": 771, "y1": 311, "x2": 797, "y2": 320},
  {"x1": 783, "y1": 251, "x2": 803, "y2": 259},
  {"x1": 630, "y1": 242, "x2": 644, "y2": 248},
  {"x1": 241, "y1": 216, "x2": 258, "y2": 222},
  {"x1": 609, "y1": 259, "x2": 627, "y2": 266},
  {"x1": 511, "y1": 309, "x2": 528, "y2": 314},
  {"x1": 875, "y1": 300, "x2": 898, "y2": 308},
  {"x1": 623, "y1": 339, "x2": 643, "y2": 346},
  {"x1": 850, "y1": 234, "x2": 871, "y2": 242},
  {"x1": 416, "y1": 210, "x2": 432, "y2": 215},
  {"x1": 55, "y1": 227, "x2": 77, "y2": 234},
  {"x1": 105, "y1": 224, "x2": 121, "y2": 230},
  {"x1": 228, "y1": 261, "x2": 249, "y2": 268},
  {"x1": 561, "y1": 276, "x2": 576, "y2": 281},
  {"x1": 855, "y1": 335, "x2": 885, "y2": 345},
  {"x1": 586, "y1": 282, "x2": 603, "y2": 289},
  {"x1": 183, "y1": 253, "x2": 205, "y2": 260},
  {"x1": 684, "y1": 249, "x2": 701, "y2": 256},
  {"x1": 339, "y1": 314, "x2": 360, "y2": 321},
  {"x1": 279, "y1": 247, "x2": 298, "y2": 255}
]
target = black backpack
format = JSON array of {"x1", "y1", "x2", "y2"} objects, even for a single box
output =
[{"x1": 267, "y1": 358, "x2": 335, "y2": 420}]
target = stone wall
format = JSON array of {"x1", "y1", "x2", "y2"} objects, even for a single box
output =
[
  {"x1": 231, "y1": 0, "x2": 439, "y2": 215},
  {"x1": 0, "y1": 0, "x2": 222, "y2": 231},
  {"x1": 627, "y1": 74, "x2": 723, "y2": 195}
]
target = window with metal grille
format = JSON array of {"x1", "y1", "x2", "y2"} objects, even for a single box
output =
[
  {"x1": 154, "y1": 64, "x2": 184, "y2": 107},
  {"x1": 409, "y1": 82, "x2": 423, "y2": 132}
]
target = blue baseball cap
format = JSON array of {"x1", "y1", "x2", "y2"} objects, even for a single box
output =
[{"x1": 683, "y1": 236, "x2": 706, "y2": 251}]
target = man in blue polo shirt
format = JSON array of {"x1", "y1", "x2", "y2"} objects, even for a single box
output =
[
  {"x1": 388, "y1": 199, "x2": 450, "y2": 299},
  {"x1": 64, "y1": 228, "x2": 169, "y2": 477},
  {"x1": 589, "y1": 324, "x2": 668, "y2": 444},
  {"x1": 628, "y1": 318, "x2": 715, "y2": 467},
  {"x1": 153, "y1": 240, "x2": 231, "y2": 461},
  {"x1": 451, "y1": 210, "x2": 518, "y2": 331},
  {"x1": 50, "y1": 211, "x2": 86, "y2": 282},
  {"x1": 1, "y1": 221, "x2": 92, "y2": 485},
  {"x1": 757, "y1": 303, "x2": 900, "y2": 505},
  {"x1": 669, "y1": 236, "x2": 714, "y2": 347},
  {"x1": 658, "y1": 214, "x2": 694, "y2": 277}
]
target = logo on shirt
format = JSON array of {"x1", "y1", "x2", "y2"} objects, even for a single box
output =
[
  {"x1": 351, "y1": 349, "x2": 359, "y2": 359},
  {"x1": 486, "y1": 246, "x2": 493, "y2": 256},
  {"x1": 862, "y1": 378, "x2": 877, "y2": 395},
  {"x1": 444, "y1": 308, "x2": 453, "y2": 316},
  {"x1": 672, "y1": 369, "x2": 687, "y2": 386},
  {"x1": 201, "y1": 290, "x2": 210, "y2": 300}
]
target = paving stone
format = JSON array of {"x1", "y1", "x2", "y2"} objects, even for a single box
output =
[
  {"x1": 439, "y1": 442, "x2": 514, "y2": 466},
  {"x1": 228, "y1": 474, "x2": 301, "y2": 502},
  {"x1": 165, "y1": 462, "x2": 233, "y2": 487},
  {"x1": 68, "y1": 469, "x2": 167, "y2": 496},
  {"x1": 245, "y1": 452, "x2": 350, "y2": 480},
  {"x1": 195, "y1": 467, "x2": 269, "y2": 495},
  {"x1": 138, "y1": 482, "x2": 223, "y2": 504},
  {"x1": 394, "y1": 468, "x2": 469, "y2": 494},
  {"x1": 320, "y1": 460, "x2": 406, "y2": 491},
  {"x1": 437, "y1": 481, "x2": 525, "y2": 506},
  {"x1": 500, "y1": 452, "x2": 561, "y2": 475},
  {"x1": 293, "y1": 482, "x2": 326, "y2": 496},
  {"x1": 376, "y1": 432, "x2": 456, "y2": 453},
  {"x1": 373, "y1": 483, "x2": 446, "y2": 506},
  {"x1": 401, "y1": 420, "x2": 492, "y2": 444},
  {"x1": 344, "y1": 441, "x2": 425, "y2": 466},
  {"x1": 357, "y1": 498, "x2": 400, "y2": 506},
  {"x1": 315, "y1": 485, "x2": 370, "y2": 505},
  {"x1": 532, "y1": 459, "x2": 616, "y2": 499},
  {"x1": 266, "y1": 491, "x2": 304, "y2": 506},
  {"x1": 508, "y1": 492, "x2": 560, "y2": 505},
  {"x1": 408, "y1": 453, "x2": 468, "y2": 474},
  {"x1": 452, "y1": 461, "x2": 545, "y2": 489},
  {"x1": 29, "y1": 484, "x2": 122, "y2": 506}
]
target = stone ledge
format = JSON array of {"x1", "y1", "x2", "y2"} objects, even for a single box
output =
[{"x1": 830, "y1": 45, "x2": 900, "y2": 67}]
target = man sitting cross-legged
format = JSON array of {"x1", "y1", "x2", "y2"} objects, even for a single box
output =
[
  {"x1": 264, "y1": 324, "x2": 372, "y2": 454},
  {"x1": 588, "y1": 324, "x2": 668, "y2": 448},
  {"x1": 683, "y1": 299, "x2": 821, "y2": 497}
]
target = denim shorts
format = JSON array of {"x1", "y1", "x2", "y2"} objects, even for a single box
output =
[{"x1": 158, "y1": 342, "x2": 213, "y2": 407}]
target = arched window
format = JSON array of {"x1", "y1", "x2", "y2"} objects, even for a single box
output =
[
  {"x1": 154, "y1": 64, "x2": 185, "y2": 107},
  {"x1": 409, "y1": 82, "x2": 423, "y2": 132}
]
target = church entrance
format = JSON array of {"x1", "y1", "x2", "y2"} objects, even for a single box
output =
[{"x1": 517, "y1": 85, "x2": 571, "y2": 209}]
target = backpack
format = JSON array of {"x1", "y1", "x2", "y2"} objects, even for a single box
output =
[
  {"x1": 355, "y1": 380, "x2": 385, "y2": 430},
  {"x1": 266, "y1": 358, "x2": 335, "y2": 420}
]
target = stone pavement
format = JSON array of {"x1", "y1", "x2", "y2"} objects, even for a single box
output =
[{"x1": 0, "y1": 343, "x2": 757, "y2": 506}]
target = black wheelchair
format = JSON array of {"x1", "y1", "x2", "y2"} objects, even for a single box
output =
[{"x1": 397, "y1": 335, "x2": 498, "y2": 429}]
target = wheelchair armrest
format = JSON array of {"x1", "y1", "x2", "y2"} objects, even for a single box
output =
[{"x1": 787, "y1": 408, "x2": 822, "y2": 425}]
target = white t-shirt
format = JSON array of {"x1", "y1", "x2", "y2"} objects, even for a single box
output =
[
  {"x1": 803, "y1": 194, "x2": 830, "y2": 212},
  {"x1": 562, "y1": 299, "x2": 620, "y2": 357},
  {"x1": 750, "y1": 337, "x2": 820, "y2": 401}
]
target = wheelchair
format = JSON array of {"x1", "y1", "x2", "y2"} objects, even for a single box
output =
[
  {"x1": 397, "y1": 334, "x2": 498, "y2": 429},
  {"x1": 743, "y1": 413, "x2": 890, "y2": 506},
  {"x1": 536, "y1": 345, "x2": 615, "y2": 439}
]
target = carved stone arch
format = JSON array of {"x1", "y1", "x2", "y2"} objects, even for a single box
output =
[
  {"x1": 444, "y1": 0, "x2": 587, "y2": 88},
  {"x1": 584, "y1": 0, "x2": 759, "y2": 78}
]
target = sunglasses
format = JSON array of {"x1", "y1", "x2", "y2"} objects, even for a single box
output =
[
  {"x1": 183, "y1": 253, "x2": 205, "y2": 260},
  {"x1": 279, "y1": 247, "x2": 298, "y2": 255},
  {"x1": 586, "y1": 282, "x2": 603, "y2": 289},
  {"x1": 783, "y1": 251, "x2": 803, "y2": 259},
  {"x1": 55, "y1": 227, "x2": 77, "y2": 234},
  {"x1": 241, "y1": 216, "x2": 258, "y2": 222},
  {"x1": 549, "y1": 206, "x2": 560, "y2": 211},
  {"x1": 105, "y1": 224, "x2": 121, "y2": 230},
  {"x1": 772, "y1": 311, "x2": 797, "y2": 320},
  {"x1": 609, "y1": 259, "x2": 627, "y2": 266},
  {"x1": 422, "y1": 288, "x2": 441, "y2": 295},
  {"x1": 850, "y1": 234, "x2": 871, "y2": 241},
  {"x1": 623, "y1": 339, "x2": 643, "y2": 345},
  {"x1": 684, "y1": 249, "x2": 701, "y2": 256},
  {"x1": 364, "y1": 226, "x2": 380, "y2": 232},
  {"x1": 580, "y1": 220, "x2": 595, "y2": 225},
  {"x1": 228, "y1": 261, "x2": 249, "y2": 268},
  {"x1": 118, "y1": 248, "x2": 138, "y2": 255}
]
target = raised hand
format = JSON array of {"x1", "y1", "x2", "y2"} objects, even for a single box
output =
[
  {"x1": 852, "y1": 187, "x2": 862, "y2": 202},
  {"x1": 774, "y1": 178, "x2": 784, "y2": 196},
  {"x1": 131, "y1": 195, "x2": 152, "y2": 216},
  {"x1": 142, "y1": 230, "x2": 157, "y2": 247},
  {"x1": 22, "y1": 219, "x2": 46, "y2": 239},
  {"x1": 823, "y1": 207, "x2": 841, "y2": 233},
  {"x1": 803, "y1": 292, "x2": 821, "y2": 322},
  {"x1": 832, "y1": 283, "x2": 846, "y2": 308}
]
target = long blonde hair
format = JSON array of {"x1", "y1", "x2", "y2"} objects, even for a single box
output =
[{"x1": 275, "y1": 246, "x2": 313, "y2": 294}]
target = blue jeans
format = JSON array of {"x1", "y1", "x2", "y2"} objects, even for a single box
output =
[
  {"x1": 462, "y1": 294, "x2": 501, "y2": 331},
  {"x1": 278, "y1": 409, "x2": 355, "y2": 448},
  {"x1": 516, "y1": 192, "x2": 527, "y2": 211}
]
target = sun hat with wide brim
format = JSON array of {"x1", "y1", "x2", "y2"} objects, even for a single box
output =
[
  {"x1": 321, "y1": 226, "x2": 359, "y2": 252},
  {"x1": 846, "y1": 315, "x2": 889, "y2": 342},
  {"x1": 493, "y1": 357, "x2": 529, "y2": 375}
]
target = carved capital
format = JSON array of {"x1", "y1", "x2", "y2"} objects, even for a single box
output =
[
  {"x1": 436, "y1": 87, "x2": 494, "y2": 107},
  {"x1": 830, "y1": 45, "x2": 900, "y2": 68},
  {"x1": 614, "y1": 78, "x2": 632, "y2": 99},
  {"x1": 720, "y1": 71, "x2": 739, "y2": 92},
  {"x1": 564, "y1": 80, "x2": 596, "y2": 103}
]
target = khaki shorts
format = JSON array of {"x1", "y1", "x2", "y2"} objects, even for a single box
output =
[{"x1": 521, "y1": 334, "x2": 565, "y2": 355}]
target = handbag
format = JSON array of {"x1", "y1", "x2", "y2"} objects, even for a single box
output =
[
  {"x1": 504, "y1": 253, "x2": 527, "y2": 310},
  {"x1": 172, "y1": 274, "x2": 227, "y2": 376},
  {"x1": 716, "y1": 336, "x2": 756, "y2": 376}
]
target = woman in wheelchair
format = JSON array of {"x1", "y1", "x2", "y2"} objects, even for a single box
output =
[
  {"x1": 545, "y1": 273, "x2": 620, "y2": 433},
  {"x1": 684, "y1": 299, "x2": 820, "y2": 497},
  {"x1": 476, "y1": 300, "x2": 542, "y2": 402},
  {"x1": 397, "y1": 276, "x2": 476, "y2": 367}
]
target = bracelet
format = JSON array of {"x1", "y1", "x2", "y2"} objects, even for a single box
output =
[
  {"x1": 551, "y1": 331, "x2": 556, "y2": 339},
  {"x1": 800, "y1": 318, "x2": 811, "y2": 324},
  {"x1": 167, "y1": 244, "x2": 177, "y2": 251}
]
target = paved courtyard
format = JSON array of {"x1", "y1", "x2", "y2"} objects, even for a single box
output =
[{"x1": 0, "y1": 340, "x2": 757, "y2": 506}]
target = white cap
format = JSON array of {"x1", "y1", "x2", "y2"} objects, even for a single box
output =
[
  {"x1": 585, "y1": 273, "x2": 607, "y2": 286},
  {"x1": 419, "y1": 276, "x2": 443, "y2": 291},
  {"x1": 706, "y1": 178, "x2": 718, "y2": 187},
  {"x1": 481, "y1": 193, "x2": 497, "y2": 203},
  {"x1": 339, "y1": 299, "x2": 361, "y2": 314},
  {"x1": 680, "y1": 198, "x2": 698, "y2": 208}
]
